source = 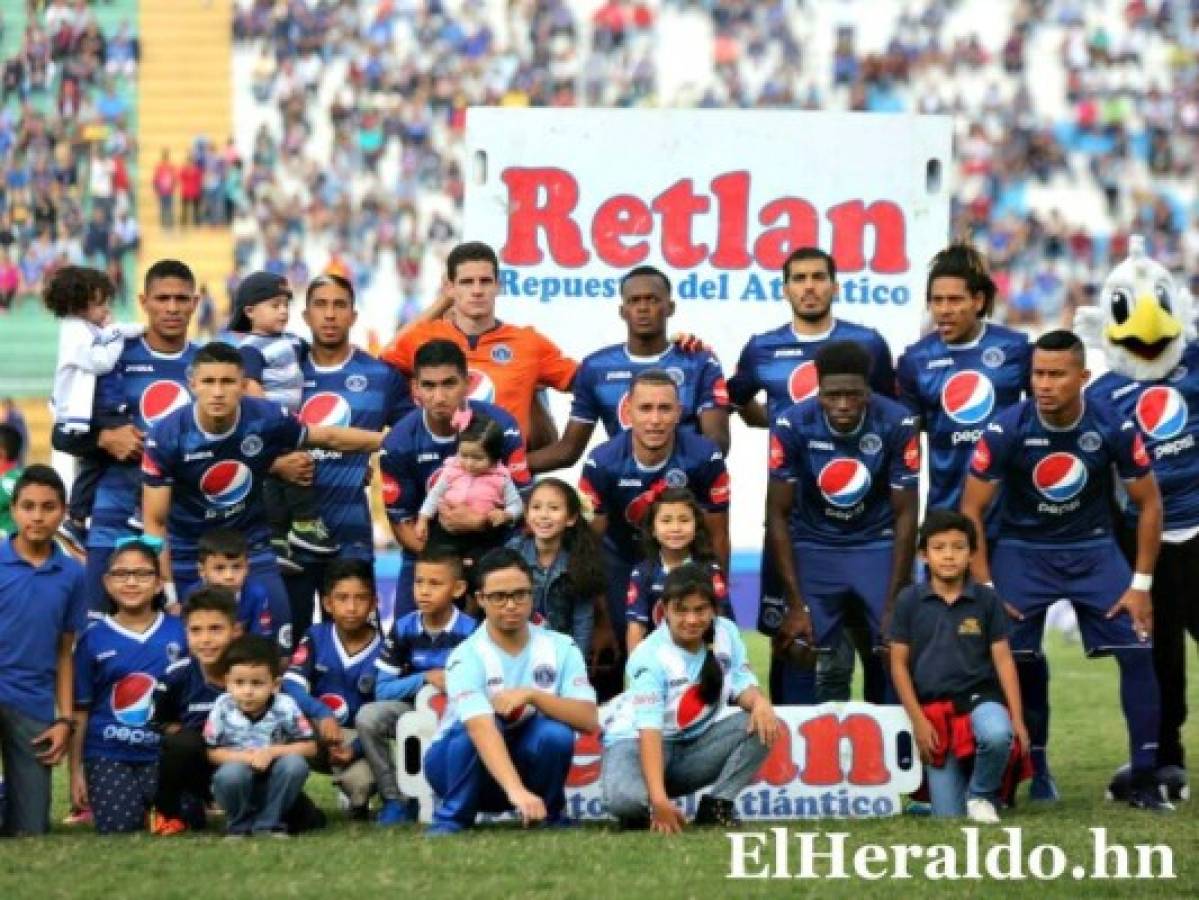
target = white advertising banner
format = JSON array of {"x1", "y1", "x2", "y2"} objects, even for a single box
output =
[
  {"x1": 464, "y1": 108, "x2": 953, "y2": 551},
  {"x1": 396, "y1": 687, "x2": 921, "y2": 822}
]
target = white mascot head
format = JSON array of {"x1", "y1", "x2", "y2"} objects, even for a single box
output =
[{"x1": 1077, "y1": 235, "x2": 1193, "y2": 383}]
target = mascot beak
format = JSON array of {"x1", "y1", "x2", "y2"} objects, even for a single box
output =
[{"x1": 1105, "y1": 296, "x2": 1182, "y2": 352}]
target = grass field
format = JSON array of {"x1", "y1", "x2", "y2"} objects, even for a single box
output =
[{"x1": 1, "y1": 631, "x2": 1195, "y2": 899}]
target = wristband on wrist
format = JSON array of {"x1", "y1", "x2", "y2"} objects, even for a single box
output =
[
  {"x1": 1131, "y1": 572, "x2": 1153, "y2": 591},
  {"x1": 53, "y1": 716, "x2": 74, "y2": 733}
]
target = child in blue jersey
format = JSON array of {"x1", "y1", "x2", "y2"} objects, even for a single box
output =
[
  {"x1": 602, "y1": 565, "x2": 779, "y2": 831},
  {"x1": 204, "y1": 634, "x2": 318, "y2": 837},
  {"x1": 222, "y1": 270, "x2": 337, "y2": 564},
  {"x1": 626, "y1": 488, "x2": 731, "y2": 652},
  {"x1": 889, "y1": 510, "x2": 1030, "y2": 824},
  {"x1": 0, "y1": 466, "x2": 88, "y2": 836},
  {"x1": 507, "y1": 478, "x2": 614, "y2": 660},
  {"x1": 195, "y1": 527, "x2": 293, "y2": 654},
  {"x1": 69, "y1": 541, "x2": 186, "y2": 833},
  {"x1": 358, "y1": 549, "x2": 477, "y2": 826},
  {"x1": 282, "y1": 559, "x2": 382, "y2": 820},
  {"x1": 423, "y1": 548, "x2": 598, "y2": 836}
]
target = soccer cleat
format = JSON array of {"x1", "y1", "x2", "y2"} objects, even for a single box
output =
[
  {"x1": 615, "y1": 815, "x2": 650, "y2": 831},
  {"x1": 1156, "y1": 765, "x2": 1189, "y2": 802},
  {"x1": 1105, "y1": 763, "x2": 1132, "y2": 802},
  {"x1": 1129, "y1": 771, "x2": 1175, "y2": 813},
  {"x1": 693, "y1": 795, "x2": 740, "y2": 827},
  {"x1": 966, "y1": 798, "x2": 1001, "y2": 824},
  {"x1": 149, "y1": 811, "x2": 188, "y2": 836},
  {"x1": 376, "y1": 799, "x2": 413, "y2": 826},
  {"x1": 272, "y1": 538, "x2": 304, "y2": 575},
  {"x1": 56, "y1": 519, "x2": 88, "y2": 555},
  {"x1": 288, "y1": 519, "x2": 339, "y2": 555},
  {"x1": 1028, "y1": 772, "x2": 1060, "y2": 802}
]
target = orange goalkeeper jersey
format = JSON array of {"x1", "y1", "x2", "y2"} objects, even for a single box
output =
[{"x1": 379, "y1": 319, "x2": 577, "y2": 438}]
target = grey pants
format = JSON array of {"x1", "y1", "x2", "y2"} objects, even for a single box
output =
[
  {"x1": 355, "y1": 700, "x2": 414, "y2": 802},
  {"x1": 0, "y1": 703, "x2": 53, "y2": 836},
  {"x1": 601, "y1": 710, "x2": 770, "y2": 820}
]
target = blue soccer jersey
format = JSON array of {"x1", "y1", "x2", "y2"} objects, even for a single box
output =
[
  {"x1": 74, "y1": 613, "x2": 187, "y2": 762},
  {"x1": 968, "y1": 399, "x2": 1153, "y2": 545},
  {"x1": 769, "y1": 395, "x2": 920, "y2": 548},
  {"x1": 569, "y1": 343, "x2": 728, "y2": 438},
  {"x1": 374, "y1": 608, "x2": 477, "y2": 700},
  {"x1": 625, "y1": 557, "x2": 731, "y2": 627},
  {"x1": 896, "y1": 323, "x2": 1030, "y2": 512},
  {"x1": 579, "y1": 429, "x2": 731, "y2": 563},
  {"x1": 141, "y1": 397, "x2": 307, "y2": 573},
  {"x1": 152, "y1": 655, "x2": 221, "y2": 732},
  {"x1": 298, "y1": 350, "x2": 413, "y2": 560},
  {"x1": 727, "y1": 320, "x2": 896, "y2": 422},
  {"x1": 283, "y1": 622, "x2": 382, "y2": 727},
  {"x1": 1086, "y1": 342, "x2": 1199, "y2": 532},
  {"x1": 88, "y1": 338, "x2": 198, "y2": 551}
]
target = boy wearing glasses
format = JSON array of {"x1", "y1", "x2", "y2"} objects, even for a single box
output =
[{"x1": 422, "y1": 548, "x2": 598, "y2": 836}]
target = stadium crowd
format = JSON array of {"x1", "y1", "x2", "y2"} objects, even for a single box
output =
[
  {"x1": 222, "y1": 0, "x2": 1199, "y2": 332},
  {"x1": 0, "y1": 1, "x2": 141, "y2": 308}
]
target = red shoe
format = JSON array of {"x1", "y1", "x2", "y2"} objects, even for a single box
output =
[
  {"x1": 149, "y1": 811, "x2": 188, "y2": 836},
  {"x1": 62, "y1": 806, "x2": 93, "y2": 826}
]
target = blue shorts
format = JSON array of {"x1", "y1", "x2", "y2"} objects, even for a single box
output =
[
  {"x1": 991, "y1": 541, "x2": 1144, "y2": 657},
  {"x1": 794, "y1": 544, "x2": 892, "y2": 652}
]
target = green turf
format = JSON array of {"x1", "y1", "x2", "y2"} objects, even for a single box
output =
[{"x1": 0, "y1": 631, "x2": 1195, "y2": 898}]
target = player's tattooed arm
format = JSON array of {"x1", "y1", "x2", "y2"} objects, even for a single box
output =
[
  {"x1": 959, "y1": 475, "x2": 998, "y2": 585},
  {"x1": 765, "y1": 480, "x2": 813, "y2": 651}
]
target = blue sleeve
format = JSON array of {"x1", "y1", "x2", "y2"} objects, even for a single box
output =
[
  {"x1": 385, "y1": 365, "x2": 414, "y2": 425},
  {"x1": 141, "y1": 422, "x2": 176, "y2": 487},
  {"x1": 578, "y1": 451, "x2": 610, "y2": 517},
  {"x1": 869, "y1": 333, "x2": 898, "y2": 399},
  {"x1": 568, "y1": 360, "x2": 600, "y2": 423},
  {"x1": 281, "y1": 674, "x2": 333, "y2": 721},
  {"x1": 375, "y1": 669, "x2": 427, "y2": 701},
  {"x1": 888, "y1": 588, "x2": 915, "y2": 643},
  {"x1": 267, "y1": 407, "x2": 306, "y2": 456},
  {"x1": 726, "y1": 339, "x2": 760, "y2": 407},
  {"x1": 379, "y1": 435, "x2": 423, "y2": 522},
  {"x1": 768, "y1": 417, "x2": 800, "y2": 482},
  {"x1": 239, "y1": 345, "x2": 266, "y2": 383},
  {"x1": 1114, "y1": 419, "x2": 1153, "y2": 481},
  {"x1": 625, "y1": 566, "x2": 651, "y2": 625},
  {"x1": 497, "y1": 409, "x2": 530, "y2": 489},
  {"x1": 695, "y1": 446, "x2": 730, "y2": 512},
  {"x1": 72, "y1": 635, "x2": 94, "y2": 709},
  {"x1": 65, "y1": 567, "x2": 89, "y2": 634},
  {"x1": 888, "y1": 415, "x2": 921, "y2": 491},
  {"x1": 694, "y1": 353, "x2": 729, "y2": 413},
  {"x1": 895, "y1": 350, "x2": 923, "y2": 417},
  {"x1": 969, "y1": 418, "x2": 1015, "y2": 482},
  {"x1": 286, "y1": 635, "x2": 319, "y2": 689}
]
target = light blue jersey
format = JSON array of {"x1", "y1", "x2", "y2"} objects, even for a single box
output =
[
  {"x1": 436, "y1": 624, "x2": 594, "y2": 739},
  {"x1": 603, "y1": 617, "x2": 756, "y2": 745}
]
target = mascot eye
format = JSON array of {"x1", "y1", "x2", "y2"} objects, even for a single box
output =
[
  {"x1": 1155, "y1": 282, "x2": 1172, "y2": 313},
  {"x1": 1110, "y1": 288, "x2": 1131, "y2": 324}
]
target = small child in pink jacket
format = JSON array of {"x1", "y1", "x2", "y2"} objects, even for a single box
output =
[{"x1": 414, "y1": 415, "x2": 523, "y2": 550}]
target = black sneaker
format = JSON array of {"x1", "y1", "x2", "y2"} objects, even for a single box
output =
[
  {"x1": 273, "y1": 538, "x2": 304, "y2": 576},
  {"x1": 1156, "y1": 765, "x2": 1189, "y2": 802},
  {"x1": 288, "y1": 519, "x2": 339, "y2": 555},
  {"x1": 1128, "y1": 770, "x2": 1175, "y2": 813},
  {"x1": 615, "y1": 815, "x2": 650, "y2": 831},
  {"x1": 693, "y1": 795, "x2": 740, "y2": 827},
  {"x1": 1105, "y1": 763, "x2": 1132, "y2": 802}
]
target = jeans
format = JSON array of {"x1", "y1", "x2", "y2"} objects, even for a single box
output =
[
  {"x1": 424, "y1": 714, "x2": 575, "y2": 832},
  {"x1": 601, "y1": 711, "x2": 770, "y2": 819},
  {"x1": 0, "y1": 703, "x2": 53, "y2": 836},
  {"x1": 355, "y1": 701, "x2": 413, "y2": 802},
  {"x1": 926, "y1": 702, "x2": 1014, "y2": 817},
  {"x1": 212, "y1": 754, "x2": 310, "y2": 834}
]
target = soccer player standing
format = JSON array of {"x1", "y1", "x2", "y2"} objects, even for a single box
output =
[
  {"x1": 766, "y1": 341, "x2": 920, "y2": 702},
  {"x1": 961, "y1": 329, "x2": 1171, "y2": 811}
]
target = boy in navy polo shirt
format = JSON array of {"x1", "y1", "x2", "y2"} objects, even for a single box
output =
[
  {"x1": 357, "y1": 548, "x2": 476, "y2": 826},
  {"x1": 889, "y1": 510, "x2": 1029, "y2": 824},
  {"x1": 0, "y1": 466, "x2": 88, "y2": 835}
]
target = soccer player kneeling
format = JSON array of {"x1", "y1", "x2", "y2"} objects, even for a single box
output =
[{"x1": 889, "y1": 510, "x2": 1030, "y2": 823}]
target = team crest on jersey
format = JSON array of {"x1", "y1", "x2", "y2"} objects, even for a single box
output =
[
  {"x1": 300, "y1": 392, "x2": 352, "y2": 428},
  {"x1": 200, "y1": 460, "x2": 253, "y2": 507},
  {"x1": 788, "y1": 361, "x2": 819, "y2": 403},
  {"x1": 1032, "y1": 453, "x2": 1088, "y2": 503},
  {"x1": 817, "y1": 458, "x2": 872, "y2": 508},
  {"x1": 981, "y1": 347, "x2": 1006, "y2": 369},
  {"x1": 345, "y1": 374, "x2": 368, "y2": 393},
  {"x1": 859, "y1": 433, "x2": 882, "y2": 455},
  {"x1": 532, "y1": 664, "x2": 557, "y2": 689},
  {"x1": 1136, "y1": 386, "x2": 1187, "y2": 441},
  {"x1": 664, "y1": 468, "x2": 688, "y2": 488},
  {"x1": 240, "y1": 435, "x2": 264, "y2": 458},
  {"x1": 941, "y1": 371, "x2": 995, "y2": 425},
  {"x1": 140, "y1": 380, "x2": 190, "y2": 425},
  {"x1": 1078, "y1": 431, "x2": 1102, "y2": 453},
  {"x1": 491, "y1": 344, "x2": 513, "y2": 363}
]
